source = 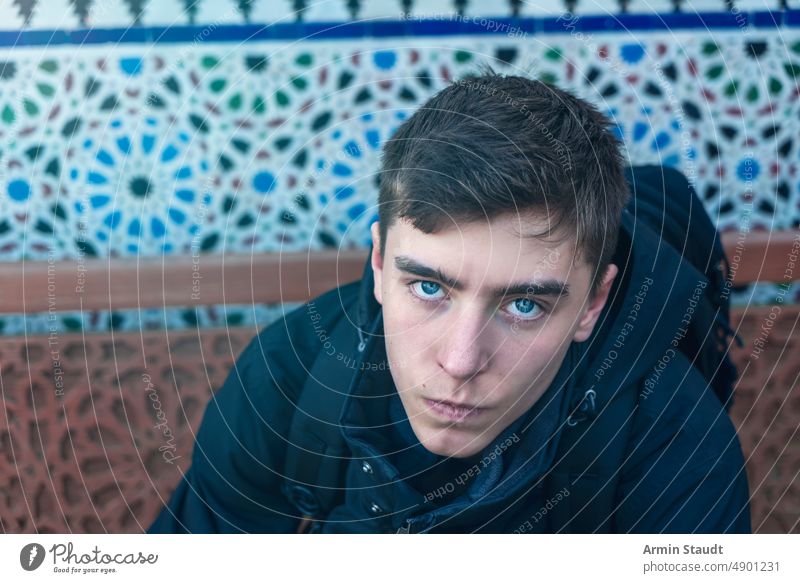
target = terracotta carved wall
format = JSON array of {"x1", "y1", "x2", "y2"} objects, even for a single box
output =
[
  {"x1": 0, "y1": 328, "x2": 251, "y2": 533},
  {"x1": 728, "y1": 305, "x2": 800, "y2": 534}
]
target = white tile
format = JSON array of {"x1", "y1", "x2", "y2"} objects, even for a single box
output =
[
  {"x1": 26, "y1": 0, "x2": 79, "y2": 28},
  {"x1": 140, "y1": 0, "x2": 191, "y2": 27},
  {"x1": 518, "y1": 1, "x2": 574, "y2": 18},
  {"x1": 552, "y1": 1, "x2": 623, "y2": 16},
  {"x1": 249, "y1": 0, "x2": 300, "y2": 23},
  {"x1": 623, "y1": 0, "x2": 682, "y2": 13},
  {"x1": 0, "y1": 0, "x2": 30, "y2": 28},
  {"x1": 86, "y1": 0, "x2": 134, "y2": 28},
  {"x1": 733, "y1": 0, "x2": 779, "y2": 10},
  {"x1": 580, "y1": 0, "x2": 627, "y2": 13},
  {"x1": 194, "y1": 0, "x2": 247, "y2": 25},
  {"x1": 302, "y1": 0, "x2": 352, "y2": 22},
  {"x1": 680, "y1": 0, "x2": 736, "y2": 12},
  {"x1": 359, "y1": 0, "x2": 406, "y2": 20},
  {"x1": 469, "y1": 1, "x2": 517, "y2": 17},
  {"x1": 409, "y1": 0, "x2": 460, "y2": 18}
]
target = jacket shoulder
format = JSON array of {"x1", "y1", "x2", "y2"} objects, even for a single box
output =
[
  {"x1": 148, "y1": 280, "x2": 364, "y2": 533},
  {"x1": 616, "y1": 352, "x2": 750, "y2": 532},
  {"x1": 242, "y1": 280, "x2": 362, "y2": 396},
  {"x1": 634, "y1": 350, "x2": 736, "y2": 453}
]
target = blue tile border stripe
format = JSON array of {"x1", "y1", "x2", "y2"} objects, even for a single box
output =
[{"x1": 0, "y1": 11, "x2": 798, "y2": 47}]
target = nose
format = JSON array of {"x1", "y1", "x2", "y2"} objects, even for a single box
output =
[{"x1": 436, "y1": 306, "x2": 491, "y2": 381}]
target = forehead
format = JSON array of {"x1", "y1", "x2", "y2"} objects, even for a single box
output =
[{"x1": 386, "y1": 215, "x2": 589, "y2": 294}]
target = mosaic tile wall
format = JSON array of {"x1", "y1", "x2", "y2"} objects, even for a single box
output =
[
  {"x1": 2, "y1": 1, "x2": 796, "y2": 29},
  {"x1": 1, "y1": 2, "x2": 799, "y2": 333}
]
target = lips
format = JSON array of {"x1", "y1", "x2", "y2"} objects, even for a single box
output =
[{"x1": 423, "y1": 398, "x2": 486, "y2": 422}]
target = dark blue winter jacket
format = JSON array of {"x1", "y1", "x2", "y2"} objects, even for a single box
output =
[{"x1": 148, "y1": 166, "x2": 751, "y2": 534}]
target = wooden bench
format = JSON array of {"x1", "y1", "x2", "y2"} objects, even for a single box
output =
[{"x1": 0, "y1": 232, "x2": 798, "y2": 533}]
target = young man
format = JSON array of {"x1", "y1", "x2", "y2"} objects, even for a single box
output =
[{"x1": 149, "y1": 73, "x2": 751, "y2": 534}]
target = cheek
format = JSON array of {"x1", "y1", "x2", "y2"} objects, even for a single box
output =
[
  {"x1": 381, "y1": 294, "x2": 426, "y2": 365},
  {"x1": 493, "y1": 333, "x2": 569, "y2": 391},
  {"x1": 382, "y1": 285, "x2": 430, "y2": 336}
]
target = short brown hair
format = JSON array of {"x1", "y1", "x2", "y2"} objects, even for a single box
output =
[{"x1": 377, "y1": 69, "x2": 630, "y2": 297}]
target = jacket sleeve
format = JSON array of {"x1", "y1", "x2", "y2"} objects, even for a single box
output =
[
  {"x1": 616, "y1": 450, "x2": 751, "y2": 533},
  {"x1": 148, "y1": 306, "x2": 320, "y2": 534},
  {"x1": 613, "y1": 391, "x2": 752, "y2": 533}
]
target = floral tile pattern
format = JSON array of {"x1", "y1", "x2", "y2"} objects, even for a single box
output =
[{"x1": 1, "y1": 28, "x2": 799, "y2": 332}]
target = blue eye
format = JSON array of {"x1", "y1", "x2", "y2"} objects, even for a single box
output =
[
  {"x1": 407, "y1": 280, "x2": 547, "y2": 324},
  {"x1": 506, "y1": 297, "x2": 544, "y2": 321},
  {"x1": 411, "y1": 280, "x2": 444, "y2": 300}
]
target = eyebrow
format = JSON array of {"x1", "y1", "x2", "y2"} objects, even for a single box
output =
[{"x1": 394, "y1": 255, "x2": 570, "y2": 299}]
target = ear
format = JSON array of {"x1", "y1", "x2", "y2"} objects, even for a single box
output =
[
  {"x1": 370, "y1": 221, "x2": 384, "y2": 305},
  {"x1": 572, "y1": 263, "x2": 618, "y2": 343}
]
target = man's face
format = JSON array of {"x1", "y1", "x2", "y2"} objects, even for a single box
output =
[{"x1": 370, "y1": 214, "x2": 617, "y2": 458}]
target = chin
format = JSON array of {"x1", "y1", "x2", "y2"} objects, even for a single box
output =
[{"x1": 414, "y1": 426, "x2": 490, "y2": 459}]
